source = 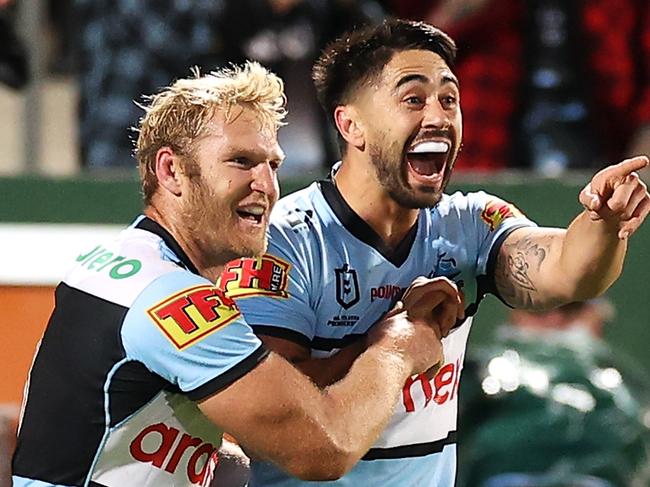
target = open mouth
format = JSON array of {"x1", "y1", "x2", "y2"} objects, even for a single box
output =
[
  {"x1": 406, "y1": 140, "x2": 450, "y2": 180},
  {"x1": 236, "y1": 205, "x2": 265, "y2": 225}
]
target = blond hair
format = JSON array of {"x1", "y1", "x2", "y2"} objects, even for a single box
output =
[{"x1": 135, "y1": 61, "x2": 287, "y2": 204}]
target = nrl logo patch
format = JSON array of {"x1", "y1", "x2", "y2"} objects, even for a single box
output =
[
  {"x1": 335, "y1": 264, "x2": 360, "y2": 309},
  {"x1": 217, "y1": 254, "x2": 291, "y2": 299},
  {"x1": 147, "y1": 285, "x2": 241, "y2": 350},
  {"x1": 480, "y1": 198, "x2": 524, "y2": 231}
]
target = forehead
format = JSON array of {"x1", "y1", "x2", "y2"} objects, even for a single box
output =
[
  {"x1": 201, "y1": 106, "x2": 282, "y2": 156},
  {"x1": 378, "y1": 49, "x2": 456, "y2": 89}
]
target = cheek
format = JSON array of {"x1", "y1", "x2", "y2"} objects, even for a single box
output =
[
  {"x1": 454, "y1": 110, "x2": 463, "y2": 136},
  {"x1": 271, "y1": 177, "x2": 280, "y2": 204}
]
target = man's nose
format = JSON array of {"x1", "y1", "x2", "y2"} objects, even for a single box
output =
[
  {"x1": 250, "y1": 162, "x2": 278, "y2": 199},
  {"x1": 422, "y1": 100, "x2": 451, "y2": 130}
]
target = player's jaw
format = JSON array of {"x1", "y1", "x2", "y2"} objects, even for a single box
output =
[
  {"x1": 182, "y1": 182, "x2": 272, "y2": 265},
  {"x1": 232, "y1": 196, "x2": 272, "y2": 256},
  {"x1": 369, "y1": 129, "x2": 457, "y2": 209}
]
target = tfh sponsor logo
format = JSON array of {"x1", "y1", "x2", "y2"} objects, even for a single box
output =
[
  {"x1": 130, "y1": 423, "x2": 218, "y2": 486},
  {"x1": 402, "y1": 358, "x2": 463, "y2": 413},
  {"x1": 218, "y1": 254, "x2": 291, "y2": 299},
  {"x1": 147, "y1": 285, "x2": 241, "y2": 350}
]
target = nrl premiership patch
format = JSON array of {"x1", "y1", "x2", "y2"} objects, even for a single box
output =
[{"x1": 147, "y1": 285, "x2": 241, "y2": 350}]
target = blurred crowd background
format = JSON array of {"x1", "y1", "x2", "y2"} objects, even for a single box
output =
[
  {"x1": 1, "y1": 0, "x2": 649, "y2": 178},
  {"x1": 2, "y1": 1, "x2": 650, "y2": 486}
]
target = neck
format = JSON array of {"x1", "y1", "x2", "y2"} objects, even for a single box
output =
[
  {"x1": 334, "y1": 157, "x2": 419, "y2": 249},
  {"x1": 144, "y1": 205, "x2": 225, "y2": 282}
]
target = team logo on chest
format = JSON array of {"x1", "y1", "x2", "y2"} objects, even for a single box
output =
[{"x1": 335, "y1": 264, "x2": 360, "y2": 309}]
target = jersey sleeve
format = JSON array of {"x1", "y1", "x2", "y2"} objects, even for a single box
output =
[
  {"x1": 216, "y1": 222, "x2": 318, "y2": 347},
  {"x1": 465, "y1": 191, "x2": 537, "y2": 294},
  {"x1": 121, "y1": 270, "x2": 268, "y2": 401}
]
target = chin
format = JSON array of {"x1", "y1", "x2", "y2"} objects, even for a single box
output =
[
  {"x1": 389, "y1": 183, "x2": 443, "y2": 209},
  {"x1": 235, "y1": 237, "x2": 268, "y2": 259}
]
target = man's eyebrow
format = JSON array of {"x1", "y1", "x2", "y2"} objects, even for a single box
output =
[
  {"x1": 395, "y1": 74, "x2": 430, "y2": 90},
  {"x1": 441, "y1": 73, "x2": 459, "y2": 89},
  {"x1": 224, "y1": 146, "x2": 286, "y2": 162},
  {"x1": 394, "y1": 72, "x2": 459, "y2": 90}
]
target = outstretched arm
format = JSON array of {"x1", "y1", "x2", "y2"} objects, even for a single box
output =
[{"x1": 495, "y1": 156, "x2": 650, "y2": 309}]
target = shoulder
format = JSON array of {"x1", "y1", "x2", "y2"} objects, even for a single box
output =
[
  {"x1": 64, "y1": 224, "x2": 198, "y2": 308},
  {"x1": 431, "y1": 191, "x2": 527, "y2": 224},
  {"x1": 266, "y1": 182, "x2": 332, "y2": 255},
  {"x1": 269, "y1": 183, "x2": 323, "y2": 233},
  {"x1": 431, "y1": 190, "x2": 494, "y2": 214}
]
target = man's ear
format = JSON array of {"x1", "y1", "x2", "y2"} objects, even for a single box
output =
[
  {"x1": 155, "y1": 147, "x2": 183, "y2": 196},
  {"x1": 334, "y1": 105, "x2": 365, "y2": 150}
]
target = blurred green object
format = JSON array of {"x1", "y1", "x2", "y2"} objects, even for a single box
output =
[{"x1": 458, "y1": 324, "x2": 650, "y2": 487}]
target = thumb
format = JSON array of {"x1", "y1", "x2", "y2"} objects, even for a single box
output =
[{"x1": 579, "y1": 183, "x2": 603, "y2": 212}]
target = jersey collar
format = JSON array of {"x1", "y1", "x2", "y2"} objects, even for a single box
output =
[
  {"x1": 135, "y1": 216, "x2": 200, "y2": 275},
  {"x1": 318, "y1": 178, "x2": 419, "y2": 267}
]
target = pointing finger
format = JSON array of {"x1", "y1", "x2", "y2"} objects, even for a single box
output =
[{"x1": 598, "y1": 156, "x2": 649, "y2": 183}]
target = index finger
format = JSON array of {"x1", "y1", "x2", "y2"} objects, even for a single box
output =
[{"x1": 601, "y1": 156, "x2": 649, "y2": 181}]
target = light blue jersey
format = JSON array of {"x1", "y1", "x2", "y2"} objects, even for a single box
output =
[
  {"x1": 220, "y1": 179, "x2": 535, "y2": 487},
  {"x1": 13, "y1": 216, "x2": 267, "y2": 487}
]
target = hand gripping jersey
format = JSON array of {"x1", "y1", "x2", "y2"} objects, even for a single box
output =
[
  {"x1": 12, "y1": 216, "x2": 268, "y2": 487},
  {"x1": 220, "y1": 179, "x2": 536, "y2": 487}
]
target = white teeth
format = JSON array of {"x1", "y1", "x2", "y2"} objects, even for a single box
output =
[
  {"x1": 241, "y1": 206, "x2": 265, "y2": 216},
  {"x1": 410, "y1": 141, "x2": 449, "y2": 154}
]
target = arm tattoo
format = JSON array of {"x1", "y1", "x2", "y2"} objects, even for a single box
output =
[{"x1": 495, "y1": 234, "x2": 553, "y2": 308}]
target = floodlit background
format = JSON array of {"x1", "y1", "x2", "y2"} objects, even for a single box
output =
[{"x1": 1, "y1": 0, "x2": 649, "y2": 485}]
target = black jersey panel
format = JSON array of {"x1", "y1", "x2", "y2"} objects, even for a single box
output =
[
  {"x1": 108, "y1": 360, "x2": 172, "y2": 427},
  {"x1": 13, "y1": 283, "x2": 130, "y2": 485}
]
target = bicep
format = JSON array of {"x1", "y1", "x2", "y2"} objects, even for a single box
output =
[{"x1": 493, "y1": 227, "x2": 566, "y2": 309}]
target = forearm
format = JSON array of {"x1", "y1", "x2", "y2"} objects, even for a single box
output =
[
  {"x1": 280, "y1": 343, "x2": 412, "y2": 478},
  {"x1": 556, "y1": 211, "x2": 627, "y2": 300},
  {"x1": 208, "y1": 344, "x2": 414, "y2": 481},
  {"x1": 258, "y1": 333, "x2": 368, "y2": 388},
  {"x1": 319, "y1": 341, "x2": 412, "y2": 448},
  {"x1": 496, "y1": 155, "x2": 648, "y2": 309},
  {"x1": 293, "y1": 338, "x2": 368, "y2": 388}
]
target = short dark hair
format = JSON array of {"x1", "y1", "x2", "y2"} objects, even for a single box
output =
[{"x1": 313, "y1": 18, "x2": 457, "y2": 153}]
